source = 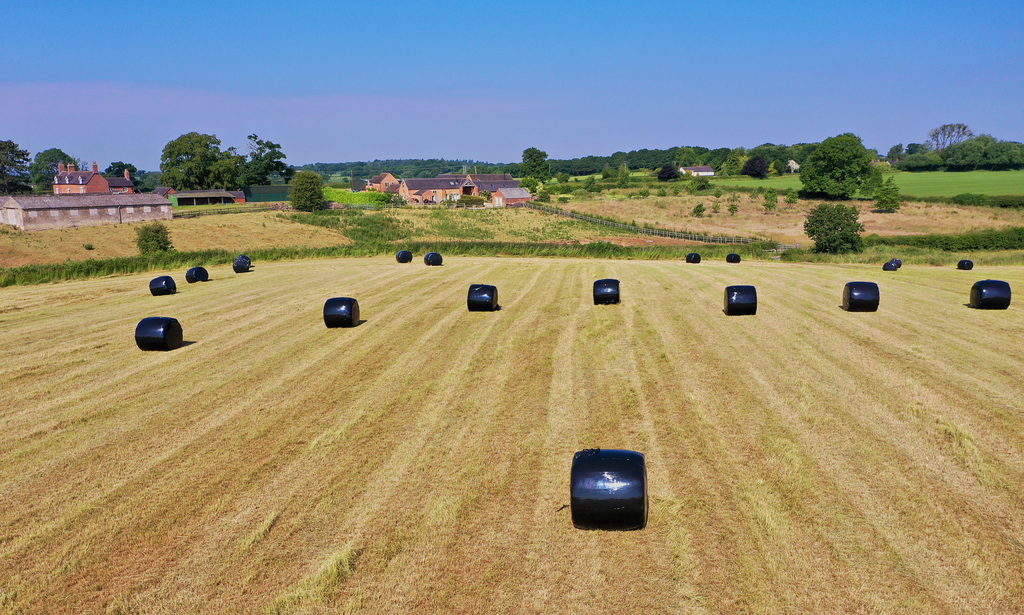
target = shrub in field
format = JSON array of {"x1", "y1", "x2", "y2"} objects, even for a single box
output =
[
  {"x1": 804, "y1": 203, "x2": 864, "y2": 253},
  {"x1": 691, "y1": 203, "x2": 706, "y2": 218},
  {"x1": 785, "y1": 189, "x2": 799, "y2": 205},
  {"x1": 637, "y1": 187, "x2": 650, "y2": 198},
  {"x1": 728, "y1": 201, "x2": 739, "y2": 216},
  {"x1": 292, "y1": 170, "x2": 325, "y2": 211},
  {"x1": 873, "y1": 176, "x2": 902, "y2": 212},
  {"x1": 135, "y1": 222, "x2": 173, "y2": 254},
  {"x1": 763, "y1": 188, "x2": 778, "y2": 213},
  {"x1": 690, "y1": 176, "x2": 711, "y2": 192}
]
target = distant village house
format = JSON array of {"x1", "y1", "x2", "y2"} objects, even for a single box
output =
[
  {"x1": 53, "y1": 162, "x2": 135, "y2": 194},
  {"x1": 679, "y1": 165, "x2": 716, "y2": 177}
]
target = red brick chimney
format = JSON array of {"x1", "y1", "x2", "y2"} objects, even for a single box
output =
[
  {"x1": 68, "y1": 163, "x2": 76, "y2": 172},
  {"x1": 57, "y1": 162, "x2": 65, "y2": 173},
  {"x1": 124, "y1": 169, "x2": 131, "y2": 179},
  {"x1": 92, "y1": 162, "x2": 99, "y2": 173}
]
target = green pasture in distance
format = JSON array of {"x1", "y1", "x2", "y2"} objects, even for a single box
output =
[{"x1": 711, "y1": 170, "x2": 1024, "y2": 198}]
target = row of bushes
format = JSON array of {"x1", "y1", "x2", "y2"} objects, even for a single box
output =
[
  {"x1": 950, "y1": 193, "x2": 1024, "y2": 208},
  {"x1": 865, "y1": 227, "x2": 1024, "y2": 251},
  {"x1": 0, "y1": 241, "x2": 779, "y2": 287}
]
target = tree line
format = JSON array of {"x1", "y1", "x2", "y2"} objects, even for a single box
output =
[{"x1": 888, "y1": 124, "x2": 1024, "y2": 171}]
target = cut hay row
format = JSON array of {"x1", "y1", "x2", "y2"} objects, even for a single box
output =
[{"x1": 1, "y1": 257, "x2": 1022, "y2": 613}]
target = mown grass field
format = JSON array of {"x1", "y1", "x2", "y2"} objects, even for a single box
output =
[
  {"x1": 2, "y1": 257, "x2": 1023, "y2": 613},
  {"x1": 709, "y1": 170, "x2": 1024, "y2": 198}
]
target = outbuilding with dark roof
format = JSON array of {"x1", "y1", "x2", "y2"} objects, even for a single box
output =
[{"x1": 1, "y1": 194, "x2": 172, "y2": 231}]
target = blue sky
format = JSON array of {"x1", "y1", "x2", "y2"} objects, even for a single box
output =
[{"x1": 2, "y1": 0, "x2": 1022, "y2": 170}]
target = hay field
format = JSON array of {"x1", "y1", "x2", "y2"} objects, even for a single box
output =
[{"x1": 1, "y1": 257, "x2": 1023, "y2": 614}]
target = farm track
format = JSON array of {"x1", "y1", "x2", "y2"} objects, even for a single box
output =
[{"x1": 1, "y1": 257, "x2": 1023, "y2": 613}]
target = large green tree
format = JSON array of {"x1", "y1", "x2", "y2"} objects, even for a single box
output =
[
  {"x1": 799, "y1": 133, "x2": 874, "y2": 199},
  {"x1": 30, "y1": 148, "x2": 79, "y2": 193},
  {"x1": 239, "y1": 134, "x2": 293, "y2": 186},
  {"x1": 290, "y1": 170, "x2": 325, "y2": 211},
  {"x1": 104, "y1": 161, "x2": 138, "y2": 178},
  {"x1": 0, "y1": 140, "x2": 33, "y2": 195},
  {"x1": 929, "y1": 123, "x2": 973, "y2": 152},
  {"x1": 159, "y1": 132, "x2": 244, "y2": 190},
  {"x1": 873, "y1": 176, "x2": 901, "y2": 212},
  {"x1": 804, "y1": 203, "x2": 864, "y2": 253},
  {"x1": 521, "y1": 147, "x2": 550, "y2": 181}
]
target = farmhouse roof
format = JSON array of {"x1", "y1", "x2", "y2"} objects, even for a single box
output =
[
  {"x1": 54, "y1": 170, "x2": 100, "y2": 185},
  {"x1": 473, "y1": 179, "x2": 520, "y2": 192},
  {"x1": 681, "y1": 165, "x2": 715, "y2": 173},
  {"x1": 402, "y1": 178, "x2": 470, "y2": 191},
  {"x1": 154, "y1": 187, "x2": 175, "y2": 197},
  {"x1": 3, "y1": 193, "x2": 170, "y2": 210},
  {"x1": 468, "y1": 174, "x2": 515, "y2": 182},
  {"x1": 106, "y1": 177, "x2": 135, "y2": 189},
  {"x1": 496, "y1": 187, "x2": 532, "y2": 199}
]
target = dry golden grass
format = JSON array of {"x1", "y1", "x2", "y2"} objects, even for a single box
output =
[
  {"x1": 2, "y1": 257, "x2": 1023, "y2": 613},
  {"x1": 558, "y1": 194, "x2": 1024, "y2": 245}
]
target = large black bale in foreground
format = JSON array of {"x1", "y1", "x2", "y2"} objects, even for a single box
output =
[
  {"x1": 396, "y1": 250, "x2": 413, "y2": 263},
  {"x1": 233, "y1": 254, "x2": 252, "y2": 273},
  {"x1": 882, "y1": 261, "x2": 898, "y2": 272},
  {"x1": 970, "y1": 280, "x2": 1011, "y2": 310},
  {"x1": 726, "y1": 253, "x2": 741, "y2": 263},
  {"x1": 323, "y1": 297, "x2": 360, "y2": 327},
  {"x1": 724, "y1": 285, "x2": 757, "y2": 315},
  {"x1": 958, "y1": 259, "x2": 974, "y2": 270},
  {"x1": 424, "y1": 252, "x2": 443, "y2": 266},
  {"x1": 467, "y1": 284, "x2": 499, "y2": 311},
  {"x1": 149, "y1": 276, "x2": 176, "y2": 296},
  {"x1": 185, "y1": 266, "x2": 209, "y2": 283},
  {"x1": 593, "y1": 279, "x2": 620, "y2": 305},
  {"x1": 135, "y1": 317, "x2": 183, "y2": 351},
  {"x1": 571, "y1": 448, "x2": 647, "y2": 531},
  {"x1": 686, "y1": 252, "x2": 701, "y2": 264},
  {"x1": 843, "y1": 281, "x2": 879, "y2": 312}
]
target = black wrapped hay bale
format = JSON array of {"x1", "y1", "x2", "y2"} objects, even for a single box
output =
[
  {"x1": 467, "y1": 284, "x2": 499, "y2": 311},
  {"x1": 424, "y1": 252, "x2": 443, "y2": 266},
  {"x1": 882, "y1": 261, "x2": 898, "y2": 272},
  {"x1": 323, "y1": 297, "x2": 360, "y2": 327},
  {"x1": 970, "y1": 280, "x2": 1011, "y2": 310},
  {"x1": 570, "y1": 448, "x2": 647, "y2": 531},
  {"x1": 726, "y1": 253, "x2": 741, "y2": 263},
  {"x1": 724, "y1": 285, "x2": 757, "y2": 315},
  {"x1": 685, "y1": 252, "x2": 701, "y2": 264},
  {"x1": 396, "y1": 250, "x2": 413, "y2": 263},
  {"x1": 593, "y1": 279, "x2": 620, "y2": 305},
  {"x1": 149, "y1": 275, "x2": 176, "y2": 296},
  {"x1": 890, "y1": 258, "x2": 903, "y2": 269},
  {"x1": 185, "y1": 266, "x2": 209, "y2": 283},
  {"x1": 233, "y1": 254, "x2": 252, "y2": 273},
  {"x1": 843, "y1": 281, "x2": 879, "y2": 312},
  {"x1": 135, "y1": 316, "x2": 183, "y2": 351},
  {"x1": 958, "y1": 259, "x2": 974, "y2": 271}
]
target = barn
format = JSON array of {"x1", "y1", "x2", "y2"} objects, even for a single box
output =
[{"x1": 1, "y1": 194, "x2": 173, "y2": 231}]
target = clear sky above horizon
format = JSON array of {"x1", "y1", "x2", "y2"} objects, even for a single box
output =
[{"x1": 2, "y1": 0, "x2": 1022, "y2": 170}]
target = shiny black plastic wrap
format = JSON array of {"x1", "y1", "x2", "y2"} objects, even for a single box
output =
[
  {"x1": 593, "y1": 279, "x2": 620, "y2": 305},
  {"x1": 570, "y1": 448, "x2": 647, "y2": 531},
  {"x1": 135, "y1": 316, "x2": 183, "y2": 351},
  {"x1": 685, "y1": 252, "x2": 701, "y2": 264},
  {"x1": 958, "y1": 259, "x2": 974, "y2": 271},
  {"x1": 467, "y1": 284, "x2": 499, "y2": 311},
  {"x1": 323, "y1": 297, "x2": 360, "y2": 327},
  {"x1": 970, "y1": 280, "x2": 1011, "y2": 310},
  {"x1": 233, "y1": 254, "x2": 252, "y2": 273},
  {"x1": 185, "y1": 266, "x2": 209, "y2": 283},
  {"x1": 724, "y1": 285, "x2": 757, "y2": 315},
  {"x1": 424, "y1": 252, "x2": 443, "y2": 266},
  {"x1": 396, "y1": 250, "x2": 413, "y2": 263},
  {"x1": 726, "y1": 253, "x2": 742, "y2": 263},
  {"x1": 882, "y1": 261, "x2": 898, "y2": 271},
  {"x1": 843, "y1": 281, "x2": 879, "y2": 312},
  {"x1": 149, "y1": 276, "x2": 176, "y2": 296},
  {"x1": 890, "y1": 258, "x2": 903, "y2": 268}
]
